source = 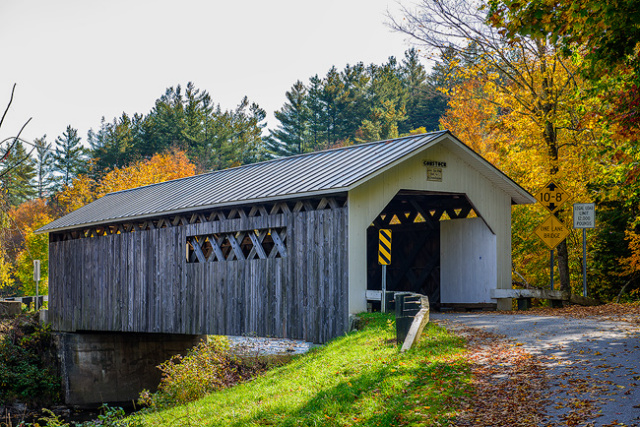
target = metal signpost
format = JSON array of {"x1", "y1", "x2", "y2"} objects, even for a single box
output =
[
  {"x1": 33, "y1": 259, "x2": 41, "y2": 310},
  {"x1": 378, "y1": 229, "x2": 392, "y2": 312},
  {"x1": 573, "y1": 203, "x2": 596, "y2": 297},
  {"x1": 534, "y1": 181, "x2": 570, "y2": 290}
]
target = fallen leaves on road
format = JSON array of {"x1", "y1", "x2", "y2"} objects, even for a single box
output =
[
  {"x1": 438, "y1": 316, "x2": 640, "y2": 427},
  {"x1": 449, "y1": 327, "x2": 551, "y2": 426},
  {"x1": 498, "y1": 302, "x2": 640, "y2": 325}
]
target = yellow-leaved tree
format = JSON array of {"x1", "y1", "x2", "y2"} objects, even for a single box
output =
[
  {"x1": 58, "y1": 149, "x2": 197, "y2": 214},
  {"x1": 26, "y1": 149, "x2": 197, "y2": 294},
  {"x1": 389, "y1": 0, "x2": 612, "y2": 293},
  {"x1": 13, "y1": 202, "x2": 53, "y2": 296},
  {"x1": 439, "y1": 51, "x2": 607, "y2": 291},
  {"x1": 0, "y1": 199, "x2": 54, "y2": 296}
]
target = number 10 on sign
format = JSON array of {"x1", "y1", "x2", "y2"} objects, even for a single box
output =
[{"x1": 379, "y1": 229, "x2": 391, "y2": 312}]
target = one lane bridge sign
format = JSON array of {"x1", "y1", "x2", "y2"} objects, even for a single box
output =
[
  {"x1": 534, "y1": 215, "x2": 570, "y2": 249},
  {"x1": 536, "y1": 180, "x2": 569, "y2": 214}
]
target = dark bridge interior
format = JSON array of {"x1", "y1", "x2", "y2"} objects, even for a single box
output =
[{"x1": 366, "y1": 190, "x2": 479, "y2": 310}]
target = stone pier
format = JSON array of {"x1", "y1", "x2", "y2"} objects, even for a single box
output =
[{"x1": 55, "y1": 332, "x2": 203, "y2": 406}]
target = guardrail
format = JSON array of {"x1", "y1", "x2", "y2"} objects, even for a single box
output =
[{"x1": 1, "y1": 295, "x2": 48, "y2": 310}]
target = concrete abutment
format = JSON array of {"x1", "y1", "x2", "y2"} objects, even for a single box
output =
[{"x1": 55, "y1": 332, "x2": 203, "y2": 406}]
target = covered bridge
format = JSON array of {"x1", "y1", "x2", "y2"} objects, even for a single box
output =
[{"x1": 39, "y1": 130, "x2": 535, "y2": 344}]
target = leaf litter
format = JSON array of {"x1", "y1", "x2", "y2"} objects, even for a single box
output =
[{"x1": 436, "y1": 303, "x2": 640, "y2": 427}]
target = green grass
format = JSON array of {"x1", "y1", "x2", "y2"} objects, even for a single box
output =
[{"x1": 137, "y1": 314, "x2": 470, "y2": 427}]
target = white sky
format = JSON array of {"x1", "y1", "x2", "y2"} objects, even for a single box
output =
[{"x1": 0, "y1": 0, "x2": 418, "y2": 146}]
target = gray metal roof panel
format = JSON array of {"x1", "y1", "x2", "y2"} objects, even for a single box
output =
[{"x1": 37, "y1": 131, "x2": 533, "y2": 233}]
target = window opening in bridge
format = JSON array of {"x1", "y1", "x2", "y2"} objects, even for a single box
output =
[{"x1": 186, "y1": 228, "x2": 287, "y2": 263}]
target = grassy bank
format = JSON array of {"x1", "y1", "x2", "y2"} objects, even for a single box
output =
[{"x1": 138, "y1": 314, "x2": 470, "y2": 427}]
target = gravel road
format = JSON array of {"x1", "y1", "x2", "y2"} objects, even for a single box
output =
[{"x1": 432, "y1": 312, "x2": 640, "y2": 426}]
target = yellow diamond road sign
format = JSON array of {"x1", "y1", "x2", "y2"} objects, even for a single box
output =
[
  {"x1": 536, "y1": 180, "x2": 569, "y2": 214},
  {"x1": 534, "y1": 216, "x2": 570, "y2": 250}
]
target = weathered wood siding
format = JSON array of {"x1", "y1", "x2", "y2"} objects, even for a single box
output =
[{"x1": 49, "y1": 202, "x2": 349, "y2": 344}]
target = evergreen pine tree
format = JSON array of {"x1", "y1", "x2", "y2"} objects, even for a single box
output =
[
  {"x1": 52, "y1": 125, "x2": 86, "y2": 189},
  {"x1": 0, "y1": 140, "x2": 37, "y2": 205},
  {"x1": 89, "y1": 113, "x2": 145, "y2": 176},
  {"x1": 306, "y1": 75, "x2": 327, "y2": 151},
  {"x1": 33, "y1": 135, "x2": 53, "y2": 198},
  {"x1": 266, "y1": 81, "x2": 310, "y2": 157},
  {"x1": 337, "y1": 63, "x2": 371, "y2": 139},
  {"x1": 227, "y1": 97, "x2": 267, "y2": 167},
  {"x1": 400, "y1": 48, "x2": 448, "y2": 132},
  {"x1": 321, "y1": 67, "x2": 344, "y2": 146}
]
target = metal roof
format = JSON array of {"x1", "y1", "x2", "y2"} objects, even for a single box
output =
[{"x1": 37, "y1": 130, "x2": 534, "y2": 234}]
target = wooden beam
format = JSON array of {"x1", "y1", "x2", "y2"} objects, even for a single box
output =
[
  {"x1": 187, "y1": 236, "x2": 207, "y2": 263},
  {"x1": 410, "y1": 200, "x2": 435, "y2": 228},
  {"x1": 270, "y1": 229, "x2": 287, "y2": 258},
  {"x1": 208, "y1": 235, "x2": 226, "y2": 261},
  {"x1": 303, "y1": 200, "x2": 314, "y2": 211},
  {"x1": 248, "y1": 230, "x2": 268, "y2": 260},
  {"x1": 172, "y1": 215, "x2": 187, "y2": 226},
  {"x1": 491, "y1": 289, "x2": 569, "y2": 300},
  {"x1": 227, "y1": 233, "x2": 245, "y2": 260},
  {"x1": 316, "y1": 198, "x2": 328, "y2": 210}
]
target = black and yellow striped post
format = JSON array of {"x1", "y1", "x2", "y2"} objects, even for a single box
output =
[
  {"x1": 378, "y1": 229, "x2": 391, "y2": 312},
  {"x1": 378, "y1": 229, "x2": 392, "y2": 265}
]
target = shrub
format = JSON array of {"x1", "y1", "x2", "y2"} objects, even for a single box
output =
[
  {"x1": 0, "y1": 314, "x2": 60, "y2": 405},
  {"x1": 139, "y1": 337, "x2": 269, "y2": 409}
]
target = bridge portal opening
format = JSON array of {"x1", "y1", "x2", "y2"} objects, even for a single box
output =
[{"x1": 366, "y1": 190, "x2": 497, "y2": 311}]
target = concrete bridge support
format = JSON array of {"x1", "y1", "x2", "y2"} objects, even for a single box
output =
[{"x1": 55, "y1": 332, "x2": 203, "y2": 406}]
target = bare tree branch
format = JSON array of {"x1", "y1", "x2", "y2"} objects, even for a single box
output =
[
  {"x1": 0, "y1": 84, "x2": 16, "y2": 132},
  {"x1": 0, "y1": 145, "x2": 36, "y2": 180},
  {"x1": 0, "y1": 117, "x2": 32, "y2": 162}
]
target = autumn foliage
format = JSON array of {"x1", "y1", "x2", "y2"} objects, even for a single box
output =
[
  {"x1": 1, "y1": 149, "x2": 196, "y2": 296},
  {"x1": 57, "y1": 149, "x2": 196, "y2": 215}
]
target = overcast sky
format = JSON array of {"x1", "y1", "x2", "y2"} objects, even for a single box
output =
[{"x1": 0, "y1": 0, "x2": 419, "y2": 147}]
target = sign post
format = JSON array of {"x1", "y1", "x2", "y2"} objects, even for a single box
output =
[
  {"x1": 33, "y1": 260, "x2": 41, "y2": 310},
  {"x1": 378, "y1": 229, "x2": 392, "y2": 313},
  {"x1": 534, "y1": 181, "x2": 570, "y2": 291},
  {"x1": 573, "y1": 203, "x2": 596, "y2": 297}
]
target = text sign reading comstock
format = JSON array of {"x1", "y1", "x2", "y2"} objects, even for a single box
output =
[
  {"x1": 534, "y1": 216, "x2": 570, "y2": 250},
  {"x1": 536, "y1": 180, "x2": 569, "y2": 213},
  {"x1": 573, "y1": 203, "x2": 595, "y2": 229},
  {"x1": 378, "y1": 229, "x2": 392, "y2": 265}
]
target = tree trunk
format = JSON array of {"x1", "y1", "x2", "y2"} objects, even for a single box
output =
[
  {"x1": 556, "y1": 240, "x2": 571, "y2": 293},
  {"x1": 540, "y1": 49, "x2": 572, "y2": 294}
]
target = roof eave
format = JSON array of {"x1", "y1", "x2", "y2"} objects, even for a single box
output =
[
  {"x1": 345, "y1": 131, "x2": 535, "y2": 205},
  {"x1": 35, "y1": 188, "x2": 349, "y2": 235}
]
